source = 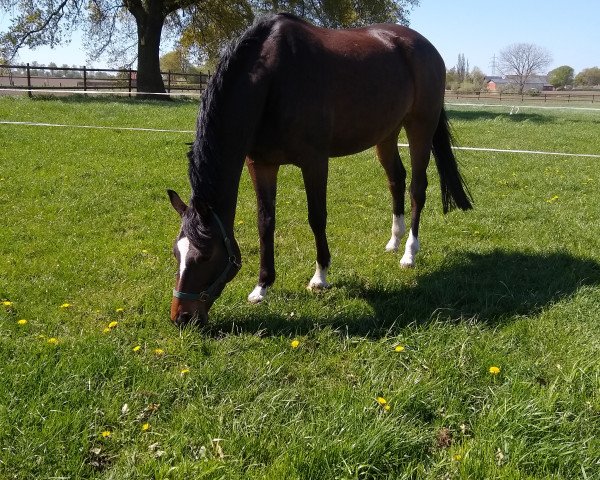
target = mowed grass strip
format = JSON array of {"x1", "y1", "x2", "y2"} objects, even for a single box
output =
[{"x1": 0, "y1": 96, "x2": 599, "y2": 479}]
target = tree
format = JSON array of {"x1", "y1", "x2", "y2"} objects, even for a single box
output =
[
  {"x1": 160, "y1": 48, "x2": 193, "y2": 73},
  {"x1": 548, "y1": 65, "x2": 574, "y2": 89},
  {"x1": 574, "y1": 67, "x2": 600, "y2": 87},
  {"x1": 498, "y1": 43, "x2": 552, "y2": 94},
  {"x1": 456, "y1": 53, "x2": 469, "y2": 83},
  {"x1": 1, "y1": 0, "x2": 419, "y2": 96}
]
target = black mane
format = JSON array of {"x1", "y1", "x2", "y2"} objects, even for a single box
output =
[{"x1": 187, "y1": 14, "x2": 297, "y2": 211}]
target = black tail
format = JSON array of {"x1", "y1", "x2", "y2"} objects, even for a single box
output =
[{"x1": 432, "y1": 108, "x2": 473, "y2": 213}]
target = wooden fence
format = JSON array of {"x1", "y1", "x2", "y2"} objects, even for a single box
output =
[
  {"x1": 0, "y1": 63, "x2": 211, "y2": 97},
  {"x1": 445, "y1": 90, "x2": 598, "y2": 104}
]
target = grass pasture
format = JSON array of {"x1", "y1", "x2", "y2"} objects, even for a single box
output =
[{"x1": 1, "y1": 96, "x2": 599, "y2": 479}]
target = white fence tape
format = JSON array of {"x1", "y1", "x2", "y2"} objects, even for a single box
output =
[{"x1": 1, "y1": 119, "x2": 599, "y2": 159}]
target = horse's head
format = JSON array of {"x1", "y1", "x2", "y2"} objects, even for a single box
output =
[{"x1": 167, "y1": 190, "x2": 241, "y2": 326}]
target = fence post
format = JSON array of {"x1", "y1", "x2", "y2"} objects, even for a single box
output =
[
  {"x1": 26, "y1": 62, "x2": 32, "y2": 98},
  {"x1": 83, "y1": 66, "x2": 87, "y2": 92},
  {"x1": 167, "y1": 70, "x2": 171, "y2": 93},
  {"x1": 128, "y1": 70, "x2": 132, "y2": 98}
]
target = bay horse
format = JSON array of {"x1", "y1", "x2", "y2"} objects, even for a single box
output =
[{"x1": 168, "y1": 13, "x2": 472, "y2": 326}]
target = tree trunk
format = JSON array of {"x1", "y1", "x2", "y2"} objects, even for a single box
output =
[{"x1": 135, "y1": 12, "x2": 167, "y2": 98}]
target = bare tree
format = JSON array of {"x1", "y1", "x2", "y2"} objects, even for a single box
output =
[{"x1": 498, "y1": 43, "x2": 552, "y2": 94}]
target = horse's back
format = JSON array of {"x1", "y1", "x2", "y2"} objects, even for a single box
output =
[{"x1": 253, "y1": 15, "x2": 446, "y2": 160}]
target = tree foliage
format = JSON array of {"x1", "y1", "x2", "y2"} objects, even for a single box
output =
[
  {"x1": 1, "y1": 0, "x2": 419, "y2": 94},
  {"x1": 547, "y1": 65, "x2": 574, "y2": 89},
  {"x1": 498, "y1": 43, "x2": 552, "y2": 94},
  {"x1": 574, "y1": 67, "x2": 600, "y2": 87}
]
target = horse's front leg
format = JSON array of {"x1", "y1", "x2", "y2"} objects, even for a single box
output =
[
  {"x1": 302, "y1": 160, "x2": 331, "y2": 290},
  {"x1": 246, "y1": 159, "x2": 279, "y2": 303}
]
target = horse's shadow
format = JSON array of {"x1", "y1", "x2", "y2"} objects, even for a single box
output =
[{"x1": 204, "y1": 250, "x2": 600, "y2": 338}]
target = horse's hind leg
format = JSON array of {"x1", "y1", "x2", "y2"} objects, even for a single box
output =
[
  {"x1": 401, "y1": 119, "x2": 434, "y2": 268},
  {"x1": 301, "y1": 160, "x2": 331, "y2": 290},
  {"x1": 246, "y1": 159, "x2": 279, "y2": 303},
  {"x1": 376, "y1": 134, "x2": 407, "y2": 252}
]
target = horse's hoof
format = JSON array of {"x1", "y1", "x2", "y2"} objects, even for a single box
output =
[
  {"x1": 307, "y1": 281, "x2": 331, "y2": 291},
  {"x1": 385, "y1": 240, "x2": 399, "y2": 252},
  {"x1": 400, "y1": 255, "x2": 415, "y2": 268},
  {"x1": 248, "y1": 285, "x2": 267, "y2": 304}
]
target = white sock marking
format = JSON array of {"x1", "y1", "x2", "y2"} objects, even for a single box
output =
[
  {"x1": 308, "y1": 262, "x2": 331, "y2": 290},
  {"x1": 248, "y1": 285, "x2": 267, "y2": 304},
  {"x1": 385, "y1": 214, "x2": 406, "y2": 252},
  {"x1": 177, "y1": 237, "x2": 190, "y2": 276},
  {"x1": 400, "y1": 230, "x2": 419, "y2": 268}
]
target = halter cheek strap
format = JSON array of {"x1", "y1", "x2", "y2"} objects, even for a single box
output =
[{"x1": 173, "y1": 210, "x2": 240, "y2": 303}]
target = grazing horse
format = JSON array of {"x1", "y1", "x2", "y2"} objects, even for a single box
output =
[{"x1": 168, "y1": 13, "x2": 472, "y2": 326}]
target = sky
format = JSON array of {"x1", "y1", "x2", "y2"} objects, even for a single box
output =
[{"x1": 2, "y1": 0, "x2": 599, "y2": 74}]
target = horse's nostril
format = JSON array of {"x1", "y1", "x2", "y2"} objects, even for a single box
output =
[{"x1": 177, "y1": 312, "x2": 192, "y2": 325}]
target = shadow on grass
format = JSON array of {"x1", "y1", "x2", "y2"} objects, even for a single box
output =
[
  {"x1": 204, "y1": 250, "x2": 600, "y2": 338},
  {"x1": 447, "y1": 109, "x2": 551, "y2": 124},
  {"x1": 30, "y1": 94, "x2": 199, "y2": 106}
]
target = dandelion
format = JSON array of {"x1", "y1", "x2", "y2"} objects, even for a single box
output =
[
  {"x1": 154, "y1": 348, "x2": 164, "y2": 356},
  {"x1": 376, "y1": 397, "x2": 387, "y2": 406},
  {"x1": 142, "y1": 423, "x2": 151, "y2": 431},
  {"x1": 2, "y1": 301, "x2": 13, "y2": 307},
  {"x1": 394, "y1": 345, "x2": 405, "y2": 352},
  {"x1": 115, "y1": 308, "x2": 124, "y2": 313},
  {"x1": 453, "y1": 453, "x2": 462, "y2": 461},
  {"x1": 17, "y1": 319, "x2": 28, "y2": 325},
  {"x1": 290, "y1": 339, "x2": 300, "y2": 349},
  {"x1": 60, "y1": 303, "x2": 72, "y2": 309},
  {"x1": 384, "y1": 404, "x2": 391, "y2": 412},
  {"x1": 101, "y1": 430, "x2": 112, "y2": 438},
  {"x1": 47, "y1": 337, "x2": 59, "y2": 345},
  {"x1": 180, "y1": 368, "x2": 190, "y2": 376},
  {"x1": 132, "y1": 345, "x2": 141, "y2": 352},
  {"x1": 489, "y1": 366, "x2": 501, "y2": 375},
  {"x1": 103, "y1": 328, "x2": 111, "y2": 334},
  {"x1": 141, "y1": 249, "x2": 149, "y2": 254},
  {"x1": 108, "y1": 321, "x2": 118, "y2": 329}
]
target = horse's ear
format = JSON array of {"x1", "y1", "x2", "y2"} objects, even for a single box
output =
[{"x1": 167, "y1": 189, "x2": 187, "y2": 217}]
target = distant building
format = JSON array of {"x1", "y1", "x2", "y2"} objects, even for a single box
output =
[{"x1": 485, "y1": 75, "x2": 554, "y2": 92}]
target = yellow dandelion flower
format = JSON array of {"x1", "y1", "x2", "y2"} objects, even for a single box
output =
[
  {"x1": 47, "y1": 337, "x2": 59, "y2": 345},
  {"x1": 394, "y1": 345, "x2": 405, "y2": 352},
  {"x1": 290, "y1": 339, "x2": 300, "y2": 349},
  {"x1": 141, "y1": 423, "x2": 150, "y2": 431},
  {"x1": 103, "y1": 327, "x2": 111, "y2": 333},
  {"x1": 154, "y1": 348, "x2": 164, "y2": 356},
  {"x1": 108, "y1": 321, "x2": 118, "y2": 329},
  {"x1": 453, "y1": 453, "x2": 462, "y2": 461},
  {"x1": 115, "y1": 308, "x2": 124, "y2": 313},
  {"x1": 384, "y1": 404, "x2": 391, "y2": 412},
  {"x1": 180, "y1": 368, "x2": 190, "y2": 376},
  {"x1": 141, "y1": 249, "x2": 149, "y2": 253},
  {"x1": 376, "y1": 397, "x2": 387, "y2": 406},
  {"x1": 101, "y1": 430, "x2": 112, "y2": 438},
  {"x1": 489, "y1": 366, "x2": 501, "y2": 375},
  {"x1": 60, "y1": 303, "x2": 72, "y2": 309},
  {"x1": 2, "y1": 301, "x2": 13, "y2": 307},
  {"x1": 17, "y1": 319, "x2": 28, "y2": 325},
  {"x1": 132, "y1": 345, "x2": 141, "y2": 352}
]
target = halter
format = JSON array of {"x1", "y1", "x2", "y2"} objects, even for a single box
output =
[{"x1": 173, "y1": 210, "x2": 240, "y2": 303}]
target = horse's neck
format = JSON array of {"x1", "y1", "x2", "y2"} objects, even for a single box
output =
[{"x1": 199, "y1": 72, "x2": 270, "y2": 230}]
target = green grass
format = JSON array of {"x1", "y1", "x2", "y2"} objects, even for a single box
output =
[{"x1": 0, "y1": 96, "x2": 599, "y2": 479}]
